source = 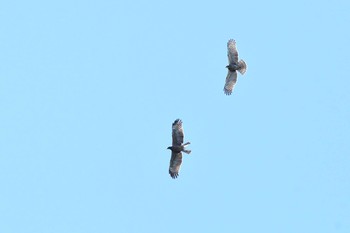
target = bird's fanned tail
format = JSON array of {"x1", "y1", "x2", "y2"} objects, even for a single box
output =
[{"x1": 238, "y1": 60, "x2": 247, "y2": 75}]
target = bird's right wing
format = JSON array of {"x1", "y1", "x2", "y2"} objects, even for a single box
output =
[
  {"x1": 169, "y1": 152, "x2": 182, "y2": 179},
  {"x1": 172, "y1": 119, "x2": 184, "y2": 146},
  {"x1": 227, "y1": 39, "x2": 239, "y2": 63},
  {"x1": 223, "y1": 71, "x2": 237, "y2": 95}
]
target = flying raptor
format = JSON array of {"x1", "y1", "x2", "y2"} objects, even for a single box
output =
[
  {"x1": 224, "y1": 39, "x2": 247, "y2": 95},
  {"x1": 167, "y1": 119, "x2": 191, "y2": 179}
]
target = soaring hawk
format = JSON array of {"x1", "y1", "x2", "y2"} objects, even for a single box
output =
[
  {"x1": 167, "y1": 119, "x2": 191, "y2": 179},
  {"x1": 224, "y1": 39, "x2": 247, "y2": 95}
]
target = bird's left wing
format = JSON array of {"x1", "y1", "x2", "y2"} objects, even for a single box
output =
[
  {"x1": 223, "y1": 71, "x2": 238, "y2": 95},
  {"x1": 169, "y1": 152, "x2": 182, "y2": 179}
]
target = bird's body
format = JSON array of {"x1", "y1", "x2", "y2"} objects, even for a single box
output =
[
  {"x1": 226, "y1": 63, "x2": 243, "y2": 72},
  {"x1": 167, "y1": 143, "x2": 190, "y2": 154},
  {"x1": 167, "y1": 119, "x2": 191, "y2": 179},
  {"x1": 224, "y1": 39, "x2": 247, "y2": 95}
]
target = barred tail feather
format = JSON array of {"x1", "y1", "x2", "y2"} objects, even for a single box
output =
[
  {"x1": 238, "y1": 59, "x2": 247, "y2": 75},
  {"x1": 183, "y1": 150, "x2": 191, "y2": 154}
]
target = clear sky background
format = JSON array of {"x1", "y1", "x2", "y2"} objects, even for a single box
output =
[{"x1": 1, "y1": 0, "x2": 349, "y2": 232}]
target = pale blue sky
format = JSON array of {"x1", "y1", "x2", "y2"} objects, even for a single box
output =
[{"x1": 1, "y1": 0, "x2": 349, "y2": 232}]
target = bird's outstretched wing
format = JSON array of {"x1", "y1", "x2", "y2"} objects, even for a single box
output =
[
  {"x1": 172, "y1": 119, "x2": 184, "y2": 146},
  {"x1": 227, "y1": 39, "x2": 239, "y2": 63},
  {"x1": 169, "y1": 152, "x2": 182, "y2": 179},
  {"x1": 223, "y1": 70, "x2": 238, "y2": 95}
]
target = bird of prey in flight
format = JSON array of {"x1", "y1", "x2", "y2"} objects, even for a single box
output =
[
  {"x1": 167, "y1": 119, "x2": 191, "y2": 179},
  {"x1": 224, "y1": 39, "x2": 247, "y2": 95}
]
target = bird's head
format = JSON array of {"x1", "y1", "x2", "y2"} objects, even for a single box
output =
[
  {"x1": 167, "y1": 146, "x2": 172, "y2": 150},
  {"x1": 225, "y1": 65, "x2": 229, "y2": 68}
]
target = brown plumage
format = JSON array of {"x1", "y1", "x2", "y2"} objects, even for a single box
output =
[
  {"x1": 167, "y1": 119, "x2": 191, "y2": 179},
  {"x1": 224, "y1": 39, "x2": 247, "y2": 95}
]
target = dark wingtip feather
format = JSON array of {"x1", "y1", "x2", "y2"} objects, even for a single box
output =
[
  {"x1": 224, "y1": 88, "x2": 232, "y2": 95},
  {"x1": 169, "y1": 171, "x2": 179, "y2": 179},
  {"x1": 227, "y1": 39, "x2": 235, "y2": 45},
  {"x1": 172, "y1": 119, "x2": 182, "y2": 126}
]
